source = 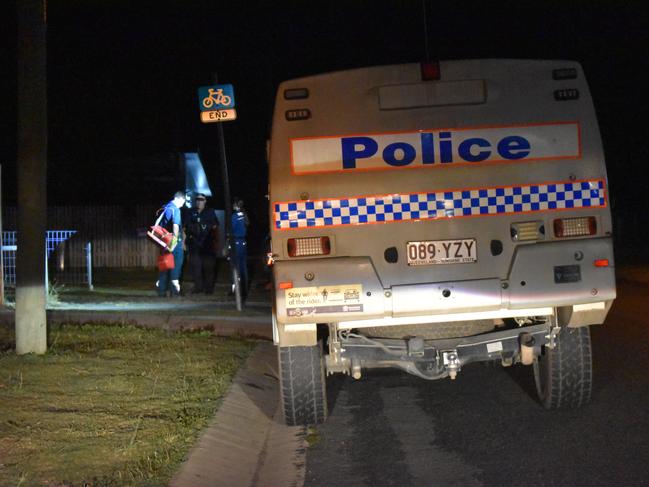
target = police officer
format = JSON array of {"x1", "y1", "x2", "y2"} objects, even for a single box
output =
[
  {"x1": 231, "y1": 198, "x2": 249, "y2": 294},
  {"x1": 157, "y1": 191, "x2": 185, "y2": 297},
  {"x1": 185, "y1": 193, "x2": 220, "y2": 294}
]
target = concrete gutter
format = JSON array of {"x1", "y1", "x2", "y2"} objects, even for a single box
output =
[{"x1": 170, "y1": 341, "x2": 307, "y2": 487}]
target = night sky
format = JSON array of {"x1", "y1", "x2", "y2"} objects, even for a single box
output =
[{"x1": 2, "y1": 1, "x2": 648, "y2": 256}]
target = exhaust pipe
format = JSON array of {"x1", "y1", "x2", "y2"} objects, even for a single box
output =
[{"x1": 351, "y1": 360, "x2": 362, "y2": 380}]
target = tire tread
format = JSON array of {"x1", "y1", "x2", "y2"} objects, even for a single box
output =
[
  {"x1": 279, "y1": 344, "x2": 327, "y2": 426},
  {"x1": 541, "y1": 326, "x2": 593, "y2": 409}
]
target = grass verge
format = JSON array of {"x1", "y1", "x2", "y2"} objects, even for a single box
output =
[{"x1": 0, "y1": 323, "x2": 254, "y2": 486}]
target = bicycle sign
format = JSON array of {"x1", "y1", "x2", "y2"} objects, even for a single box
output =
[
  {"x1": 198, "y1": 84, "x2": 237, "y2": 124},
  {"x1": 198, "y1": 84, "x2": 235, "y2": 111}
]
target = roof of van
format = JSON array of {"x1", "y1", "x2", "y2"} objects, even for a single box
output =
[{"x1": 279, "y1": 59, "x2": 582, "y2": 86}]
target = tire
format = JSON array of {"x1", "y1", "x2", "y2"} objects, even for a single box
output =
[
  {"x1": 278, "y1": 342, "x2": 328, "y2": 426},
  {"x1": 533, "y1": 325, "x2": 593, "y2": 409}
]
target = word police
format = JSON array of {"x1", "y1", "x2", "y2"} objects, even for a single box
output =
[{"x1": 341, "y1": 132, "x2": 531, "y2": 169}]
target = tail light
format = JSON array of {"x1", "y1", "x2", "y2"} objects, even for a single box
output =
[
  {"x1": 284, "y1": 88, "x2": 309, "y2": 100},
  {"x1": 554, "y1": 88, "x2": 580, "y2": 101},
  {"x1": 552, "y1": 67, "x2": 578, "y2": 80},
  {"x1": 510, "y1": 220, "x2": 544, "y2": 241},
  {"x1": 553, "y1": 217, "x2": 597, "y2": 238},
  {"x1": 421, "y1": 61, "x2": 441, "y2": 81},
  {"x1": 285, "y1": 109, "x2": 311, "y2": 121},
  {"x1": 287, "y1": 237, "x2": 331, "y2": 257}
]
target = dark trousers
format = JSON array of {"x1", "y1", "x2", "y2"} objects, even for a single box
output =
[
  {"x1": 158, "y1": 243, "x2": 184, "y2": 295},
  {"x1": 189, "y1": 251, "x2": 216, "y2": 293}
]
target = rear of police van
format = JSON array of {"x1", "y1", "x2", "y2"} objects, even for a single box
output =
[{"x1": 269, "y1": 60, "x2": 616, "y2": 425}]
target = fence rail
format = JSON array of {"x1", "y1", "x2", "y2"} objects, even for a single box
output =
[{"x1": 2, "y1": 230, "x2": 86, "y2": 287}]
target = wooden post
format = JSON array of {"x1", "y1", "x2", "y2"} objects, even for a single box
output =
[{"x1": 15, "y1": 0, "x2": 48, "y2": 354}]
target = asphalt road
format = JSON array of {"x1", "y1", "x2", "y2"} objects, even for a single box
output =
[{"x1": 305, "y1": 280, "x2": 649, "y2": 487}]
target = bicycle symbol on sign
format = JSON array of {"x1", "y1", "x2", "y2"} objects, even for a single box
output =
[{"x1": 202, "y1": 88, "x2": 232, "y2": 108}]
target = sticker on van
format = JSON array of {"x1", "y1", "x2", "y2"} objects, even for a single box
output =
[{"x1": 285, "y1": 284, "x2": 364, "y2": 316}]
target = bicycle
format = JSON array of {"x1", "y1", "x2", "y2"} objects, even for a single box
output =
[{"x1": 202, "y1": 88, "x2": 232, "y2": 108}]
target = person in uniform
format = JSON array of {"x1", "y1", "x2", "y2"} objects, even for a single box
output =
[
  {"x1": 231, "y1": 198, "x2": 249, "y2": 294},
  {"x1": 157, "y1": 191, "x2": 186, "y2": 297},
  {"x1": 185, "y1": 193, "x2": 220, "y2": 294}
]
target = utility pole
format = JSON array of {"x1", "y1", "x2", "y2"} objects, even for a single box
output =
[{"x1": 15, "y1": 0, "x2": 48, "y2": 354}]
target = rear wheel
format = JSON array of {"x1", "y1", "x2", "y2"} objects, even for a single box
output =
[
  {"x1": 533, "y1": 326, "x2": 593, "y2": 409},
  {"x1": 278, "y1": 342, "x2": 328, "y2": 426}
]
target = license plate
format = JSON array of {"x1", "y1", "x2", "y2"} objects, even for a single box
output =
[{"x1": 406, "y1": 239, "x2": 477, "y2": 266}]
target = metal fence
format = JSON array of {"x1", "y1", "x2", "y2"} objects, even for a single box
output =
[
  {"x1": 1, "y1": 230, "x2": 89, "y2": 287},
  {"x1": 1, "y1": 232, "x2": 17, "y2": 285},
  {"x1": 2, "y1": 206, "x2": 161, "y2": 269}
]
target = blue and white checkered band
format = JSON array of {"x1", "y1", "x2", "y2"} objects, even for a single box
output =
[{"x1": 274, "y1": 179, "x2": 606, "y2": 230}]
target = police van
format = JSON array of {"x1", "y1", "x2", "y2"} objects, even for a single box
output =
[{"x1": 268, "y1": 60, "x2": 616, "y2": 426}]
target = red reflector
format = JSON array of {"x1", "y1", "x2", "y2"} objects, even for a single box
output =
[
  {"x1": 279, "y1": 281, "x2": 293, "y2": 289},
  {"x1": 594, "y1": 259, "x2": 609, "y2": 268},
  {"x1": 553, "y1": 217, "x2": 597, "y2": 238},
  {"x1": 421, "y1": 61, "x2": 441, "y2": 81}
]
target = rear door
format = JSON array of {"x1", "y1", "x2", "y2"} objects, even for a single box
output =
[{"x1": 269, "y1": 60, "x2": 610, "y2": 290}]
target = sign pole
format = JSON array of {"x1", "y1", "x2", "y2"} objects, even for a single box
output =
[{"x1": 211, "y1": 73, "x2": 242, "y2": 311}]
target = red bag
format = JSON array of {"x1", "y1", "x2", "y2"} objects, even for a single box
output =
[
  {"x1": 157, "y1": 252, "x2": 175, "y2": 272},
  {"x1": 148, "y1": 225, "x2": 173, "y2": 248},
  {"x1": 148, "y1": 207, "x2": 174, "y2": 248}
]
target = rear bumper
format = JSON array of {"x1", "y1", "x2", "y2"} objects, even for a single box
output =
[{"x1": 273, "y1": 237, "x2": 616, "y2": 330}]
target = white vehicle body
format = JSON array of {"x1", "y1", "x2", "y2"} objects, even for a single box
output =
[{"x1": 268, "y1": 60, "x2": 616, "y2": 425}]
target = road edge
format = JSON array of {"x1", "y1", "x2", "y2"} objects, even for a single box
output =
[{"x1": 169, "y1": 341, "x2": 307, "y2": 487}]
